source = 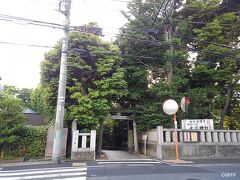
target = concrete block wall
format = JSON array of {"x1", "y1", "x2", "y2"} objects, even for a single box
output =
[{"x1": 138, "y1": 126, "x2": 240, "y2": 159}]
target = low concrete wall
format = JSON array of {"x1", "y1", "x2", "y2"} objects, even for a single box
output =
[
  {"x1": 138, "y1": 141, "x2": 157, "y2": 158},
  {"x1": 161, "y1": 143, "x2": 240, "y2": 159},
  {"x1": 139, "y1": 142, "x2": 240, "y2": 159},
  {"x1": 71, "y1": 151, "x2": 95, "y2": 161}
]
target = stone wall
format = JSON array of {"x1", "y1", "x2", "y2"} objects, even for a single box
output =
[{"x1": 138, "y1": 126, "x2": 240, "y2": 159}]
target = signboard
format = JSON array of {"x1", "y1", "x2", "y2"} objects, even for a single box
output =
[
  {"x1": 180, "y1": 96, "x2": 190, "y2": 112},
  {"x1": 191, "y1": 132, "x2": 198, "y2": 142},
  {"x1": 183, "y1": 132, "x2": 198, "y2": 142},
  {"x1": 181, "y1": 119, "x2": 214, "y2": 130},
  {"x1": 143, "y1": 135, "x2": 148, "y2": 141}
]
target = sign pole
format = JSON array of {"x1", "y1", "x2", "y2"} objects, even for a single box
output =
[
  {"x1": 173, "y1": 113, "x2": 179, "y2": 160},
  {"x1": 163, "y1": 99, "x2": 179, "y2": 160}
]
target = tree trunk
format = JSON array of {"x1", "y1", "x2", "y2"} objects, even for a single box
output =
[
  {"x1": 97, "y1": 121, "x2": 104, "y2": 155},
  {"x1": 167, "y1": 62, "x2": 173, "y2": 82},
  {"x1": 219, "y1": 85, "x2": 233, "y2": 129},
  {"x1": 1, "y1": 149, "x2": 4, "y2": 159}
]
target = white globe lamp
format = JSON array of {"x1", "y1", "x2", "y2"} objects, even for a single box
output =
[{"x1": 163, "y1": 99, "x2": 178, "y2": 115}]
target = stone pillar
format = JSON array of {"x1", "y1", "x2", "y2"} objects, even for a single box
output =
[
  {"x1": 231, "y1": 132, "x2": 237, "y2": 143},
  {"x1": 157, "y1": 126, "x2": 164, "y2": 144},
  {"x1": 206, "y1": 131, "x2": 212, "y2": 142},
  {"x1": 179, "y1": 131, "x2": 183, "y2": 142},
  {"x1": 166, "y1": 130, "x2": 171, "y2": 142},
  {"x1": 225, "y1": 132, "x2": 231, "y2": 142},
  {"x1": 72, "y1": 120, "x2": 77, "y2": 132},
  {"x1": 82, "y1": 135, "x2": 87, "y2": 148},
  {"x1": 237, "y1": 133, "x2": 240, "y2": 143},
  {"x1": 200, "y1": 131, "x2": 206, "y2": 142},
  {"x1": 157, "y1": 126, "x2": 163, "y2": 160},
  {"x1": 90, "y1": 130, "x2": 96, "y2": 160},
  {"x1": 71, "y1": 130, "x2": 79, "y2": 152},
  {"x1": 133, "y1": 120, "x2": 138, "y2": 153},
  {"x1": 219, "y1": 132, "x2": 225, "y2": 142},
  {"x1": 128, "y1": 130, "x2": 134, "y2": 152},
  {"x1": 90, "y1": 130, "x2": 96, "y2": 151},
  {"x1": 213, "y1": 132, "x2": 218, "y2": 143}
]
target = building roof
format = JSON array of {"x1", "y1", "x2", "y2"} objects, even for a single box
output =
[
  {"x1": 23, "y1": 108, "x2": 39, "y2": 114},
  {"x1": 23, "y1": 108, "x2": 45, "y2": 126}
]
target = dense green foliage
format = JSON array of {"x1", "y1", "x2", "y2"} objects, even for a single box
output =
[
  {"x1": 114, "y1": 0, "x2": 240, "y2": 131},
  {"x1": 19, "y1": 126, "x2": 48, "y2": 158},
  {"x1": 31, "y1": 85, "x2": 54, "y2": 123},
  {"x1": 4, "y1": 86, "x2": 33, "y2": 108},
  {"x1": 0, "y1": 89, "x2": 47, "y2": 159},
  {"x1": 40, "y1": 30, "x2": 128, "y2": 130},
  {"x1": 177, "y1": 0, "x2": 240, "y2": 128},
  {"x1": 0, "y1": 93, "x2": 25, "y2": 158},
  {"x1": 115, "y1": 0, "x2": 190, "y2": 131}
]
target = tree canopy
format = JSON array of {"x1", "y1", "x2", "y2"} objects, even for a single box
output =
[{"x1": 40, "y1": 29, "x2": 127, "y2": 130}]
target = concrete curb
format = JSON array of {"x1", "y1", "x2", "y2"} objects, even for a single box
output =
[
  {"x1": 0, "y1": 161, "x2": 54, "y2": 167},
  {"x1": 162, "y1": 160, "x2": 194, "y2": 164},
  {"x1": 72, "y1": 162, "x2": 87, "y2": 167}
]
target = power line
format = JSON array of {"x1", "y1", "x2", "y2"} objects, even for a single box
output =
[
  {"x1": 176, "y1": 34, "x2": 239, "y2": 50},
  {"x1": 0, "y1": 30, "x2": 238, "y2": 62},
  {"x1": 172, "y1": 19, "x2": 240, "y2": 27},
  {"x1": 103, "y1": 32, "x2": 240, "y2": 61},
  {"x1": 0, "y1": 41, "x2": 53, "y2": 48},
  {"x1": 0, "y1": 14, "x2": 63, "y2": 29}
]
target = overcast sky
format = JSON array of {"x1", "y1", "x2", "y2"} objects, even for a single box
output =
[{"x1": 0, "y1": 0, "x2": 128, "y2": 88}]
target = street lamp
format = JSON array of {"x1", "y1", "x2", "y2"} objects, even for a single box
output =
[{"x1": 163, "y1": 99, "x2": 179, "y2": 160}]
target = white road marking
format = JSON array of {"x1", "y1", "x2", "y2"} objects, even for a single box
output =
[
  {"x1": 0, "y1": 172, "x2": 86, "y2": 180},
  {"x1": 170, "y1": 163, "x2": 240, "y2": 167},
  {"x1": 0, "y1": 167, "x2": 81, "y2": 173},
  {"x1": 0, "y1": 167, "x2": 87, "y2": 176},
  {"x1": 52, "y1": 178, "x2": 86, "y2": 180},
  {"x1": 126, "y1": 164, "x2": 154, "y2": 167},
  {"x1": 0, "y1": 167, "x2": 87, "y2": 180},
  {"x1": 97, "y1": 161, "x2": 161, "y2": 164},
  {"x1": 96, "y1": 159, "x2": 155, "y2": 161}
]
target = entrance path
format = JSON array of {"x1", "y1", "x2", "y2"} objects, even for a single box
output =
[{"x1": 102, "y1": 150, "x2": 151, "y2": 160}]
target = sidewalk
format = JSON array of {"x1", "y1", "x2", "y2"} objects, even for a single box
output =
[
  {"x1": 102, "y1": 150, "x2": 152, "y2": 160},
  {"x1": 0, "y1": 158, "x2": 78, "y2": 168}
]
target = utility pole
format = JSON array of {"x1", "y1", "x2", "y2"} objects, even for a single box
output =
[{"x1": 52, "y1": 0, "x2": 72, "y2": 164}]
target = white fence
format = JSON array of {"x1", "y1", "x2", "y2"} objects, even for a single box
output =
[
  {"x1": 71, "y1": 130, "x2": 96, "y2": 160},
  {"x1": 139, "y1": 126, "x2": 240, "y2": 144}
]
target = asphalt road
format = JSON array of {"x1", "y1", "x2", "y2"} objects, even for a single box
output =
[
  {"x1": 0, "y1": 159, "x2": 240, "y2": 180},
  {"x1": 86, "y1": 159, "x2": 240, "y2": 180}
]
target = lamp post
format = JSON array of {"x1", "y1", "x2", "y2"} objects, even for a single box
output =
[{"x1": 163, "y1": 99, "x2": 179, "y2": 160}]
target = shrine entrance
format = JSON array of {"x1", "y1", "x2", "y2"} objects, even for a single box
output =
[{"x1": 102, "y1": 111, "x2": 138, "y2": 153}]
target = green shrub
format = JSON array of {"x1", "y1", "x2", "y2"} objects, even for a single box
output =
[{"x1": 21, "y1": 126, "x2": 48, "y2": 158}]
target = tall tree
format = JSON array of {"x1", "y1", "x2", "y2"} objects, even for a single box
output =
[
  {"x1": 4, "y1": 86, "x2": 33, "y2": 108},
  {"x1": 40, "y1": 26, "x2": 127, "y2": 153},
  {"x1": 115, "y1": 0, "x2": 189, "y2": 131},
  {"x1": 177, "y1": 0, "x2": 240, "y2": 128}
]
